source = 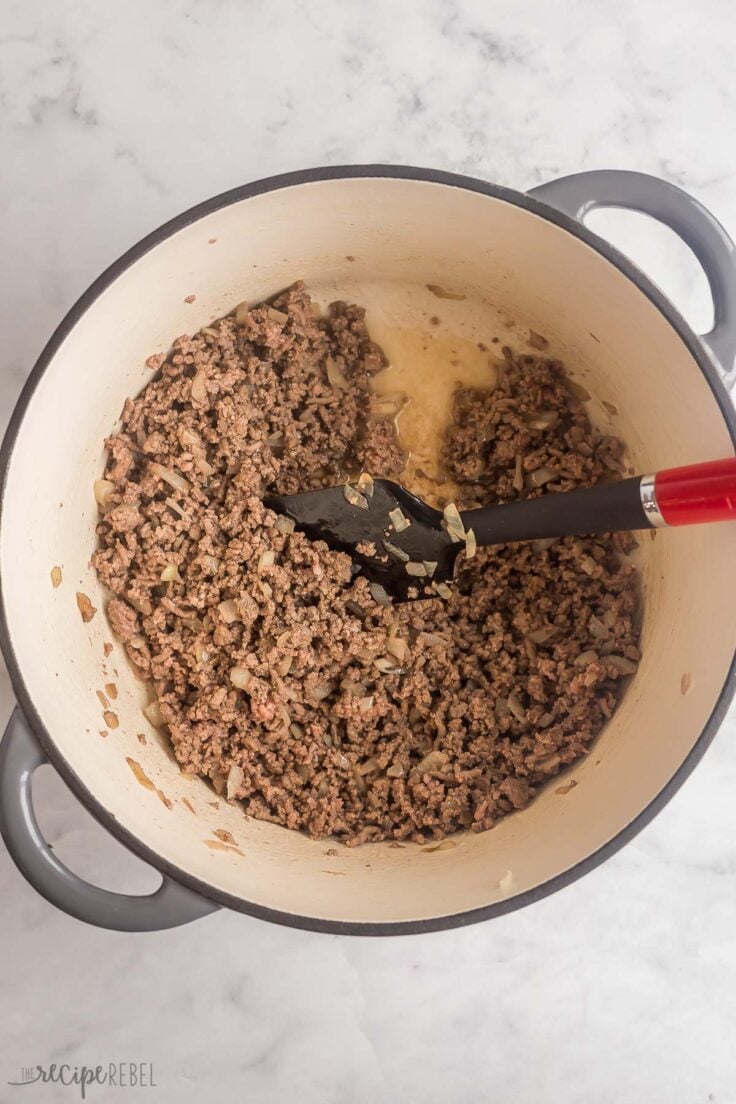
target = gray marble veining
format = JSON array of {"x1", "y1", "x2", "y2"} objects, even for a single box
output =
[{"x1": 1, "y1": 1, "x2": 735, "y2": 1101}]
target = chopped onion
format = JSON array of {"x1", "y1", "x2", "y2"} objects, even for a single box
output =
[
  {"x1": 386, "y1": 635, "x2": 407, "y2": 663},
  {"x1": 234, "y1": 300, "x2": 250, "y2": 325},
  {"x1": 383, "y1": 539, "x2": 409, "y2": 562},
  {"x1": 419, "y1": 631, "x2": 445, "y2": 647},
  {"x1": 607, "y1": 655, "x2": 638, "y2": 675},
  {"x1": 226, "y1": 764, "x2": 244, "y2": 799},
  {"x1": 432, "y1": 581, "x2": 452, "y2": 600},
  {"x1": 325, "y1": 356, "x2": 348, "y2": 390},
  {"x1": 149, "y1": 462, "x2": 190, "y2": 495},
  {"x1": 507, "y1": 693, "x2": 527, "y2": 722},
  {"x1": 423, "y1": 560, "x2": 438, "y2": 577},
  {"x1": 358, "y1": 756, "x2": 381, "y2": 776},
  {"x1": 311, "y1": 682, "x2": 333, "y2": 701},
  {"x1": 230, "y1": 667, "x2": 253, "y2": 691},
  {"x1": 368, "y1": 582, "x2": 392, "y2": 607},
  {"x1": 588, "y1": 614, "x2": 608, "y2": 639},
  {"x1": 442, "y1": 501, "x2": 465, "y2": 542},
  {"x1": 210, "y1": 770, "x2": 226, "y2": 795},
  {"x1": 357, "y1": 471, "x2": 374, "y2": 498},
  {"x1": 524, "y1": 410, "x2": 559, "y2": 431},
  {"x1": 527, "y1": 626, "x2": 555, "y2": 644},
  {"x1": 194, "y1": 456, "x2": 215, "y2": 476},
  {"x1": 532, "y1": 537, "x2": 559, "y2": 553},
  {"x1": 386, "y1": 764, "x2": 405, "y2": 778},
  {"x1": 344, "y1": 483, "x2": 369, "y2": 510},
  {"x1": 200, "y1": 554, "x2": 219, "y2": 575},
  {"x1": 464, "y1": 528, "x2": 477, "y2": 559},
  {"x1": 143, "y1": 700, "x2": 164, "y2": 727},
  {"x1": 373, "y1": 391, "x2": 408, "y2": 417},
  {"x1": 274, "y1": 515, "x2": 295, "y2": 534},
  {"x1": 289, "y1": 722, "x2": 305, "y2": 739},
  {"x1": 416, "y1": 750, "x2": 448, "y2": 773},
  {"x1": 190, "y1": 372, "x2": 208, "y2": 404},
  {"x1": 165, "y1": 497, "x2": 187, "y2": 518},
  {"x1": 218, "y1": 599, "x2": 239, "y2": 623},
  {"x1": 405, "y1": 561, "x2": 427, "y2": 577},
  {"x1": 574, "y1": 649, "x2": 599, "y2": 667},
  {"x1": 94, "y1": 479, "x2": 116, "y2": 508},
  {"x1": 358, "y1": 696, "x2": 374, "y2": 713},
  {"x1": 388, "y1": 506, "x2": 410, "y2": 532},
  {"x1": 276, "y1": 655, "x2": 293, "y2": 677},
  {"x1": 258, "y1": 549, "x2": 275, "y2": 571},
  {"x1": 374, "y1": 656, "x2": 401, "y2": 673},
  {"x1": 267, "y1": 307, "x2": 288, "y2": 323},
  {"x1": 526, "y1": 466, "x2": 557, "y2": 488},
  {"x1": 160, "y1": 563, "x2": 182, "y2": 583}
]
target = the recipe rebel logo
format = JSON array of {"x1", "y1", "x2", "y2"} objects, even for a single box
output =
[{"x1": 7, "y1": 1062, "x2": 156, "y2": 1098}]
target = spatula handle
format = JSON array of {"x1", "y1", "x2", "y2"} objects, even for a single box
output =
[{"x1": 463, "y1": 457, "x2": 736, "y2": 546}]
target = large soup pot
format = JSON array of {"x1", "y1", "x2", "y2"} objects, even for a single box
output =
[{"x1": 1, "y1": 167, "x2": 735, "y2": 934}]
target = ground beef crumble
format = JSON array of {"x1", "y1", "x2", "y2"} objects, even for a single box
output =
[{"x1": 93, "y1": 282, "x2": 640, "y2": 845}]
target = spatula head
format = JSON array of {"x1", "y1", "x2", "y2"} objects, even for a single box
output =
[{"x1": 265, "y1": 479, "x2": 459, "y2": 600}]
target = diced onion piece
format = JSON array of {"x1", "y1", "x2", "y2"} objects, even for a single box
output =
[
  {"x1": 234, "y1": 300, "x2": 250, "y2": 325},
  {"x1": 267, "y1": 307, "x2": 288, "y2": 323},
  {"x1": 210, "y1": 771, "x2": 226, "y2": 795},
  {"x1": 160, "y1": 563, "x2": 182, "y2": 583},
  {"x1": 386, "y1": 635, "x2": 407, "y2": 663},
  {"x1": 276, "y1": 655, "x2": 293, "y2": 677},
  {"x1": 527, "y1": 627, "x2": 555, "y2": 644},
  {"x1": 442, "y1": 502, "x2": 465, "y2": 542},
  {"x1": 368, "y1": 582, "x2": 392, "y2": 607},
  {"x1": 143, "y1": 700, "x2": 165, "y2": 727},
  {"x1": 149, "y1": 462, "x2": 190, "y2": 495},
  {"x1": 50, "y1": 565, "x2": 62, "y2": 588},
  {"x1": 374, "y1": 656, "x2": 401, "y2": 673},
  {"x1": 423, "y1": 560, "x2": 438, "y2": 578},
  {"x1": 230, "y1": 667, "x2": 253, "y2": 691},
  {"x1": 607, "y1": 655, "x2": 638, "y2": 675},
  {"x1": 383, "y1": 539, "x2": 409, "y2": 562},
  {"x1": 194, "y1": 456, "x2": 215, "y2": 476},
  {"x1": 588, "y1": 615, "x2": 608, "y2": 639},
  {"x1": 258, "y1": 549, "x2": 275, "y2": 571},
  {"x1": 325, "y1": 356, "x2": 348, "y2": 390},
  {"x1": 344, "y1": 483, "x2": 369, "y2": 510},
  {"x1": 526, "y1": 466, "x2": 557, "y2": 488},
  {"x1": 575, "y1": 650, "x2": 598, "y2": 667},
  {"x1": 405, "y1": 561, "x2": 427, "y2": 577},
  {"x1": 311, "y1": 682, "x2": 333, "y2": 701},
  {"x1": 358, "y1": 696, "x2": 374, "y2": 713},
  {"x1": 464, "y1": 529, "x2": 477, "y2": 559},
  {"x1": 200, "y1": 554, "x2": 219, "y2": 574},
  {"x1": 358, "y1": 756, "x2": 381, "y2": 776},
  {"x1": 386, "y1": 764, "x2": 405, "y2": 778},
  {"x1": 274, "y1": 515, "x2": 295, "y2": 534},
  {"x1": 507, "y1": 693, "x2": 527, "y2": 722},
  {"x1": 416, "y1": 750, "x2": 448, "y2": 773},
  {"x1": 524, "y1": 410, "x2": 559, "y2": 431},
  {"x1": 180, "y1": 428, "x2": 200, "y2": 447},
  {"x1": 356, "y1": 472, "x2": 374, "y2": 498},
  {"x1": 226, "y1": 764, "x2": 244, "y2": 800},
  {"x1": 165, "y1": 497, "x2": 187, "y2": 518},
  {"x1": 94, "y1": 479, "x2": 116, "y2": 508},
  {"x1": 289, "y1": 722, "x2": 305, "y2": 739},
  {"x1": 432, "y1": 581, "x2": 452, "y2": 599},
  {"x1": 190, "y1": 372, "x2": 208, "y2": 404},
  {"x1": 373, "y1": 391, "x2": 408, "y2": 417},
  {"x1": 218, "y1": 599, "x2": 239, "y2": 624},
  {"x1": 532, "y1": 537, "x2": 558, "y2": 553},
  {"x1": 388, "y1": 506, "x2": 410, "y2": 532}
]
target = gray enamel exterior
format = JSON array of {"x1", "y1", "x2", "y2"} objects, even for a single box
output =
[
  {"x1": 529, "y1": 170, "x2": 736, "y2": 378},
  {"x1": 0, "y1": 709, "x2": 220, "y2": 930},
  {"x1": 0, "y1": 165, "x2": 734, "y2": 934}
]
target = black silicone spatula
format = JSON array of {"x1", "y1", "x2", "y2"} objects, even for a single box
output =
[{"x1": 266, "y1": 457, "x2": 736, "y2": 601}]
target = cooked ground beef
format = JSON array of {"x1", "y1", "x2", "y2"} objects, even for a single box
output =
[{"x1": 93, "y1": 282, "x2": 640, "y2": 845}]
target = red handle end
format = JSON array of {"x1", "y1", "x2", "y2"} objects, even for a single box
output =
[{"x1": 654, "y1": 457, "x2": 736, "y2": 526}]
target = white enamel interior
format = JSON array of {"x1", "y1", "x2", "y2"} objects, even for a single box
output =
[{"x1": 1, "y1": 176, "x2": 734, "y2": 926}]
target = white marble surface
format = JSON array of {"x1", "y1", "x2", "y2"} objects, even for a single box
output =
[{"x1": 1, "y1": 1, "x2": 736, "y2": 1101}]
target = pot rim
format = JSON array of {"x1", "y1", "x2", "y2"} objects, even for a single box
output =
[{"x1": 1, "y1": 163, "x2": 735, "y2": 936}]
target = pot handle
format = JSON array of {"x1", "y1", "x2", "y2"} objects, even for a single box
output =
[
  {"x1": 528, "y1": 170, "x2": 736, "y2": 382},
  {"x1": 0, "y1": 708, "x2": 219, "y2": 931}
]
